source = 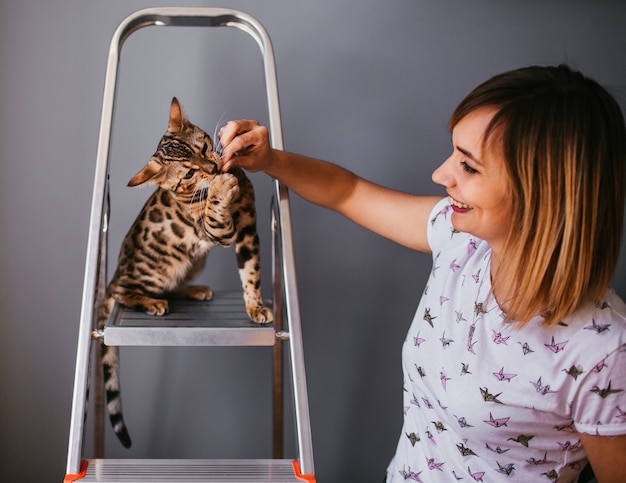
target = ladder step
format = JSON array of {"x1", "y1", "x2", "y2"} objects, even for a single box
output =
[
  {"x1": 76, "y1": 459, "x2": 305, "y2": 482},
  {"x1": 104, "y1": 291, "x2": 275, "y2": 347}
]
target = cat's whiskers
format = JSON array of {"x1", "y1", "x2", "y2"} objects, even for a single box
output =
[
  {"x1": 190, "y1": 182, "x2": 203, "y2": 208},
  {"x1": 213, "y1": 112, "x2": 229, "y2": 157},
  {"x1": 202, "y1": 187, "x2": 210, "y2": 211},
  {"x1": 199, "y1": 184, "x2": 210, "y2": 209},
  {"x1": 190, "y1": 184, "x2": 202, "y2": 206},
  {"x1": 189, "y1": 179, "x2": 211, "y2": 211}
]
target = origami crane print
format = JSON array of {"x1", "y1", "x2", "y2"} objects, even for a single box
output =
[
  {"x1": 544, "y1": 336, "x2": 568, "y2": 353},
  {"x1": 493, "y1": 367, "x2": 517, "y2": 382},
  {"x1": 590, "y1": 380, "x2": 624, "y2": 398},
  {"x1": 584, "y1": 318, "x2": 611, "y2": 334},
  {"x1": 484, "y1": 412, "x2": 510, "y2": 428}
]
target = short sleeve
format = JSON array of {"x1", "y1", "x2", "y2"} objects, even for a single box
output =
[
  {"x1": 426, "y1": 198, "x2": 455, "y2": 252},
  {"x1": 572, "y1": 341, "x2": 626, "y2": 436}
]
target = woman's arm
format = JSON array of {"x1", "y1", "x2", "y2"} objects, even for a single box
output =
[
  {"x1": 578, "y1": 433, "x2": 626, "y2": 482},
  {"x1": 219, "y1": 120, "x2": 440, "y2": 253}
]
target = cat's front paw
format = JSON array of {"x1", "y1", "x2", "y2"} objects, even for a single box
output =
[
  {"x1": 247, "y1": 305, "x2": 274, "y2": 324},
  {"x1": 144, "y1": 300, "x2": 169, "y2": 316},
  {"x1": 211, "y1": 173, "x2": 240, "y2": 205}
]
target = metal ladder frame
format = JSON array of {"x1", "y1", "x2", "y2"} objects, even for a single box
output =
[{"x1": 65, "y1": 7, "x2": 314, "y2": 481}]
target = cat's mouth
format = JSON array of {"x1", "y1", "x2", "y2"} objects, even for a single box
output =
[
  {"x1": 207, "y1": 153, "x2": 223, "y2": 173},
  {"x1": 211, "y1": 153, "x2": 224, "y2": 172},
  {"x1": 194, "y1": 155, "x2": 222, "y2": 175}
]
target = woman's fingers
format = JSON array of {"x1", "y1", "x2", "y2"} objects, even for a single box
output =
[
  {"x1": 219, "y1": 120, "x2": 259, "y2": 153},
  {"x1": 218, "y1": 120, "x2": 270, "y2": 172}
]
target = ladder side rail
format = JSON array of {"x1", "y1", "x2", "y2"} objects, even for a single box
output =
[
  {"x1": 271, "y1": 199, "x2": 285, "y2": 459},
  {"x1": 93, "y1": 187, "x2": 110, "y2": 458},
  {"x1": 66, "y1": 16, "x2": 126, "y2": 474},
  {"x1": 273, "y1": 184, "x2": 315, "y2": 476}
]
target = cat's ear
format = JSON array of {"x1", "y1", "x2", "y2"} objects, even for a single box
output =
[
  {"x1": 167, "y1": 97, "x2": 184, "y2": 133},
  {"x1": 127, "y1": 160, "x2": 160, "y2": 187}
]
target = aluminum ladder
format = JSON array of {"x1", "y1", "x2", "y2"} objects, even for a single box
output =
[{"x1": 64, "y1": 8, "x2": 315, "y2": 482}]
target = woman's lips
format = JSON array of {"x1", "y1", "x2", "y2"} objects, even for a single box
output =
[{"x1": 448, "y1": 195, "x2": 472, "y2": 213}]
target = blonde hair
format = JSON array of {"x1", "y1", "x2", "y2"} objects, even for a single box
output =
[{"x1": 450, "y1": 65, "x2": 626, "y2": 326}]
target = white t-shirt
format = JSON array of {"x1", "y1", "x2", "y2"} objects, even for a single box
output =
[{"x1": 386, "y1": 198, "x2": 626, "y2": 482}]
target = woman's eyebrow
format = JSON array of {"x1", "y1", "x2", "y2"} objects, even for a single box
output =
[{"x1": 456, "y1": 145, "x2": 482, "y2": 165}]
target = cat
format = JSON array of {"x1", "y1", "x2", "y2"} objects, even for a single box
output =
[{"x1": 96, "y1": 97, "x2": 272, "y2": 448}]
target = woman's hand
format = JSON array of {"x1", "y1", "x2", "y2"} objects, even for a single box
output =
[{"x1": 218, "y1": 120, "x2": 274, "y2": 173}]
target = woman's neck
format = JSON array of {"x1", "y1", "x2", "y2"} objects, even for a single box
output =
[{"x1": 489, "y1": 250, "x2": 515, "y2": 312}]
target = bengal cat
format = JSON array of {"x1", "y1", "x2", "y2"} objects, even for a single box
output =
[{"x1": 97, "y1": 97, "x2": 272, "y2": 448}]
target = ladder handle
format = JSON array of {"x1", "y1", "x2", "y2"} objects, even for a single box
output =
[
  {"x1": 114, "y1": 8, "x2": 284, "y2": 150},
  {"x1": 66, "y1": 7, "x2": 314, "y2": 477}
]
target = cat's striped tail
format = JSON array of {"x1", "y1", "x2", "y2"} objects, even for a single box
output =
[{"x1": 97, "y1": 294, "x2": 132, "y2": 448}]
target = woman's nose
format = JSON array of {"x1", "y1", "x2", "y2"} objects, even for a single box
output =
[{"x1": 432, "y1": 156, "x2": 454, "y2": 187}]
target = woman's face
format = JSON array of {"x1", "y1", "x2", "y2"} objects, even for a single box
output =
[{"x1": 432, "y1": 107, "x2": 513, "y2": 254}]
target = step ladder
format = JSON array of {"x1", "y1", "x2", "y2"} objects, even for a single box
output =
[{"x1": 64, "y1": 8, "x2": 315, "y2": 482}]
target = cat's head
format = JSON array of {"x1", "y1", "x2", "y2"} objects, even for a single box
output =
[{"x1": 128, "y1": 97, "x2": 222, "y2": 194}]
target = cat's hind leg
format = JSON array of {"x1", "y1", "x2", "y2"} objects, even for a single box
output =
[{"x1": 170, "y1": 253, "x2": 213, "y2": 301}]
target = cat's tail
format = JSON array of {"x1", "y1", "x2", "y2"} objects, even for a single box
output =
[{"x1": 97, "y1": 294, "x2": 132, "y2": 448}]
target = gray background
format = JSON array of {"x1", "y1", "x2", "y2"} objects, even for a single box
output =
[{"x1": 1, "y1": 1, "x2": 625, "y2": 482}]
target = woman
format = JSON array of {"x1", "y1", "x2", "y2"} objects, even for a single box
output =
[{"x1": 219, "y1": 65, "x2": 626, "y2": 482}]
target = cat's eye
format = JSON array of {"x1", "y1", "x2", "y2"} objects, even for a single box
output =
[
  {"x1": 183, "y1": 169, "x2": 196, "y2": 179},
  {"x1": 201, "y1": 143, "x2": 208, "y2": 157}
]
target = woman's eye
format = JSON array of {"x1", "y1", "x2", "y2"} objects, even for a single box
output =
[
  {"x1": 183, "y1": 169, "x2": 196, "y2": 179},
  {"x1": 461, "y1": 161, "x2": 478, "y2": 175}
]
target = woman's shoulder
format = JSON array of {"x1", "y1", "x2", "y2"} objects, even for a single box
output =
[
  {"x1": 554, "y1": 287, "x2": 626, "y2": 359},
  {"x1": 571, "y1": 288, "x2": 626, "y2": 331}
]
